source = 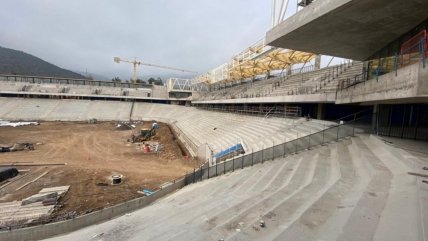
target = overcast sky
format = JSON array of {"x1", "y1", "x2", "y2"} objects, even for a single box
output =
[{"x1": 0, "y1": 0, "x2": 284, "y2": 80}]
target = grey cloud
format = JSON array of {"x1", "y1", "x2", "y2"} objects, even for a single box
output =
[{"x1": 0, "y1": 0, "x2": 270, "y2": 80}]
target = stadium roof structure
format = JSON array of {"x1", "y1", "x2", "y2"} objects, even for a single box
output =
[
  {"x1": 266, "y1": 0, "x2": 428, "y2": 60},
  {"x1": 228, "y1": 48, "x2": 315, "y2": 81},
  {"x1": 192, "y1": 38, "x2": 315, "y2": 85}
]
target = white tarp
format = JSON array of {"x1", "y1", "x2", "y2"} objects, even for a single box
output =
[{"x1": 0, "y1": 120, "x2": 39, "y2": 127}]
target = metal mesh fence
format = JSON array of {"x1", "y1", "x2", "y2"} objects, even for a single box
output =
[{"x1": 184, "y1": 116, "x2": 372, "y2": 185}]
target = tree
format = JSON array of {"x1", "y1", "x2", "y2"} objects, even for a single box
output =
[
  {"x1": 147, "y1": 77, "x2": 156, "y2": 85},
  {"x1": 111, "y1": 77, "x2": 122, "y2": 83},
  {"x1": 155, "y1": 77, "x2": 163, "y2": 85},
  {"x1": 135, "y1": 79, "x2": 147, "y2": 84},
  {"x1": 147, "y1": 77, "x2": 163, "y2": 85}
]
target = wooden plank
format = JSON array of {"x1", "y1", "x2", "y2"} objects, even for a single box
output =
[
  {"x1": 16, "y1": 171, "x2": 49, "y2": 191},
  {"x1": 0, "y1": 163, "x2": 65, "y2": 167},
  {"x1": 39, "y1": 186, "x2": 70, "y2": 194},
  {"x1": 0, "y1": 172, "x2": 30, "y2": 190}
]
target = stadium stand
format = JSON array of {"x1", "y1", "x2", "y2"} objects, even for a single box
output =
[
  {"x1": 47, "y1": 134, "x2": 426, "y2": 241},
  {"x1": 0, "y1": 77, "x2": 162, "y2": 98},
  {"x1": 0, "y1": 98, "x2": 333, "y2": 156},
  {"x1": 195, "y1": 61, "x2": 364, "y2": 100},
  {"x1": 0, "y1": 1, "x2": 426, "y2": 239}
]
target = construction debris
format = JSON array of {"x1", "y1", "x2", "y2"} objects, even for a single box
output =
[
  {"x1": 137, "y1": 189, "x2": 155, "y2": 196},
  {"x1": 22, "y1": 192, "x2": 58, "y2": 206},
  {"x1": 42, "y1": 197, "x2": 58, "y2": 206},
  {"x1": 0, "y1": 143, "x2": 34, "y2": 153},
  {"x1": 139, "y1": 141, "x2": 164, "y2": 154},
  {"x1": 0, "y1": 120, "x2": 39, "y2": 127},
  {"x1": 0, "y1": 172, "x2": 29, "y2": 190},
  {"x1": 0, "y1": 186, "x2": 69, "y2": 227},
  {"x1": 115, "y1": 122, "x2": 136, "y2": 131},
  {"x1": 39, "y1": 186, "x2": 70, "y2": 196},
  {"x1": 88, "y1": 118, "x2": 98, "y2": 124},
  {"x1": 0, "y1": 167, "x2": 19, "y2": 182},
  {"x1": 0, "y1": 163, "x2": 66, "y2": 167},
  {"x1": 129, "y1": 122, "x2": 159, "y2": 143},
  {"x1": 16, "y1": 170, "x2": 49, "y2": 191}
]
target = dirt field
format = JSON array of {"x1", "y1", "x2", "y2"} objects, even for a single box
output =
[{"x1": 0, "y1": 121, "x2": 200, "y2": 220}]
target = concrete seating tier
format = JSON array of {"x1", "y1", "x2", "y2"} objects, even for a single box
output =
[
  {"x1": 0, "y1": 98, "x2": 333, "y2": 155},
  {"x1": 48, "y1": 135, "x2": 426, "y2": 241},
  {"x1": 195, "y1": 62, "x2": 364, "y2": 100},
  {"x1": 0, "y1": 81, "x2": 162, "y2": 98}
]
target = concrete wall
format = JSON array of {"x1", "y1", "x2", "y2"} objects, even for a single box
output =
[
  {"x1": 336, "y1": 62, "x2": 428, "y2": 104},
  {"x1": 417, "y1": 62, "x2": 428, "y2": 95},
  {"x1": 0, "y1": 178, "x2": 185, "y2": 241},
  {"x1": 192, "y1": 93, "x2": 336, "y2": 105}
]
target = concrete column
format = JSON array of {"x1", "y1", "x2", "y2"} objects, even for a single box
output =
[
  {"x1": 316, "y1": 103, "x2": 325, "y2": 120},
  {"x1": 372, "y1": 104, "x2": 379, "y2": 134},
  {"x1": 286, "y1": 65, "x2": 292, "y2": 75},
  {"x1": 314, "y1": 55, "x2": 322, "y2": 70}
]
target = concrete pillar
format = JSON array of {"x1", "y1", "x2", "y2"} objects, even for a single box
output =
[
  {"x1": 314, "y1": 55, "x2": 322, "y2": 70},
  {"x1": 316, "y1": 103, "x2": 325, "y2": 120},
  {"x1": 372, "y1": 104, "x2": 379, "y2": 134},
  {"x1": 286, "y1": 65, "x2": 292, "y2": 75}
]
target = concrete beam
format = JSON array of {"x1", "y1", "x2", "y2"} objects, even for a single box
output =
[
  {"x1": 192, "y1": 93, "x2": 336, "y2": 105},
  {"x1": 266, "y1": 0, "x2": 428, "y2": 60},
  {"x1": 336, "y1": 62, "x2": 428, "y2": 104}
]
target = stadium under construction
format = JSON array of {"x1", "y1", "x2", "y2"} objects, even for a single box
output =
[{"x1": 0, "y1": 0, "x2": 427, "y2": 240}]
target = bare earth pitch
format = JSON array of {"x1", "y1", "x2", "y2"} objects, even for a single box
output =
[{"x1": 0, "y1": 121, "x2": 200, "y2": 219}]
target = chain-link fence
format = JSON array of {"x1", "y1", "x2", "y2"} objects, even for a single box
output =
[{"x1": 185, "y1": 115, "x2": 372, "y2": 185}]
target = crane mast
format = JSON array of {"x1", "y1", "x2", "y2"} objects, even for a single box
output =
[{"x1": 114, "y1": 57, "x2": 196, "y2": 84}]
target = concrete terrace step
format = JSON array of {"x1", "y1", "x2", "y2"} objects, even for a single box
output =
[
  {"x1": 273, "y1": 139, "x2": 358, "y2": 241},
  {"x1": 229, "y1": 146, "x2": 335, "y2": 240},
  {"x1": 46, "y1": 134, "x2": 424, "y2": 241},
  {"x1": 335, "y1": 136, "x2": 393, "y2": 241}
]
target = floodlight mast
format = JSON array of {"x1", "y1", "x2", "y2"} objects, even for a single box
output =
[{"x1": 113, "y1": 57, "x2": 197, "y2": 84}]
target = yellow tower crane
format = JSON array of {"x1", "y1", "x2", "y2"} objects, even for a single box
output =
[{"x1": 114, "y1": 57, "x2": 197, "y2": 84}]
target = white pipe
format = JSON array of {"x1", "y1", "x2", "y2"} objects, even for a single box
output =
[
  {"x1": 271, "y1": 0, "x2": 276, "y2": 28},
  {"x1": 280, "y1": 0, "x2": 290, "y2": 22},
  {"x1": 277, "y1": 0, "x2": 285, "y2": 25}
]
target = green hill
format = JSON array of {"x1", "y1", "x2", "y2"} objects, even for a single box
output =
[{"x1": 0, "y1": 46, "x2": 85, "y2": 79}]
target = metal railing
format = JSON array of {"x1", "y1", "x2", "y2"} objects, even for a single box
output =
[
  {"x1": 0, "y1": 74, "x2": 152, "y2": 89},
  {"x1": 184, "y1": 114, "x2": 371, "y2": 185},
  {"x1": 196, "y1": 62, "x2": 354, "y2": 101},
  {"x1": 337, "y1": 32, "x2": 427, "y2": 92},
  {"x1": 195, "y1": 105, "x2": 302, "y2": 117}
]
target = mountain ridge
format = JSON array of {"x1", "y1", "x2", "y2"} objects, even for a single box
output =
[{"x1": 0, "y1": 46, "x2": 85, "y2": 79}]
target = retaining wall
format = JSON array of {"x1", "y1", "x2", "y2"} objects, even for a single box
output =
[{"x1": 0, "y1": 178, "x2": 185, "y2": 241}]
